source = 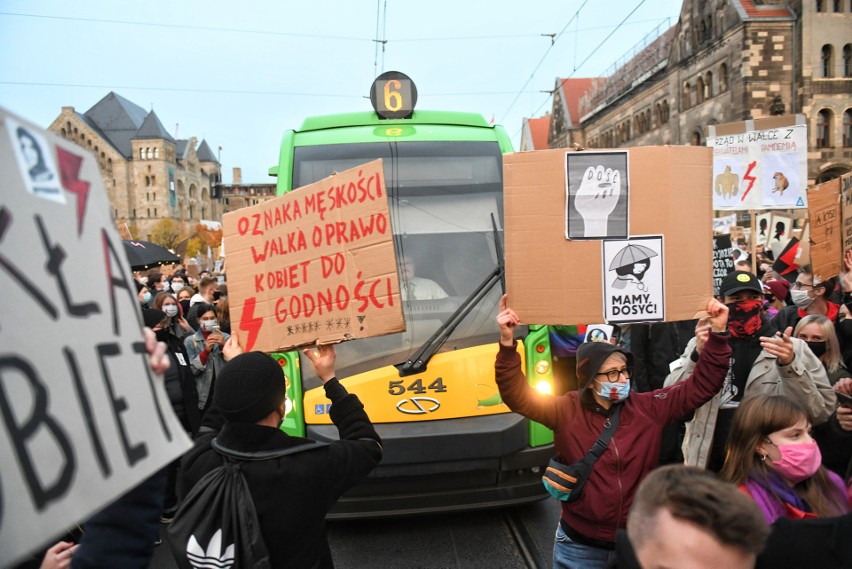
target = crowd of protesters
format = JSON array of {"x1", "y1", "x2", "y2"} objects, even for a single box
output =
[
  {"x1": 21, "y1": 248, "x2": 852, "y2": 569},
  {"x1": 498, "y1": 250, "x2": 852, "y2": 568}
]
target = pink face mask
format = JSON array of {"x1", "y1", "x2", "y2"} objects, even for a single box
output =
[{"x1": 768, "y1": 440, "x2": 822, "y2": 484}]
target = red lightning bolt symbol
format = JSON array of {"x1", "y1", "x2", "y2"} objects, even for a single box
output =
[
  {"x1": 239, "y1": 296, "x2": 263, "y2": 352},
  {"x1": 741, "y1": 161, "x2": 757, "y2": 202}
]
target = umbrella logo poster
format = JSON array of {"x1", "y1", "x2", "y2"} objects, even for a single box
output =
[{"x1": 602, "y1": 235, "x2": 665, "y2": 323}]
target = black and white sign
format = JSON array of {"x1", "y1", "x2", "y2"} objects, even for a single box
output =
[
  {"x1": 0, "y1": 108, "x2": 192, "y2": 566},
  {"x1": 566, "y1": 151, "x2": 629, "y2": 240},
  {"x1": 602, "y1": 235, "x2": 664, "y2": 323},
  {"x1": 713, "y1": 235, "x2": 736, "y2": 296}
]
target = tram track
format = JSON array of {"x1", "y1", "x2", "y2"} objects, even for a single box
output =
[{"x1": 503, "y1": 508, "x2": 548, "y2": 569}]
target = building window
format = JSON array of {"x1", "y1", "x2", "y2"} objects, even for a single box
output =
[
  {"x1": 662, "y1": 100, "x2": 670, "y2": 123},
  {"x1": 844, "y1": 44, "x2": 851, "y2": 77},
  {"x1": 816, "y1": 0, "x2": 824, "y2": 11},
  {"x1": 139, "y1": 148, "x2": 145, "y2": 160},
  {"x1": 683, "y1": 82, "x2": 692, "y2": 109},
  {"x1": 151, "y1": 176, "x2": 156, "y2": 185},
  {"x1": 822, "y1": 44, "x2": 834, "y2": 77},
  {"x1": 834, "y1": 0, "x2": 842, "y2": 11},
  {"x1": 691, "y1": 130, "x2": 703, "y2": 146},
  {"x1": 705, "y1": 71, "x2": 714, "y2": 98},
  {"x1": 817, "y1": 109, "x2": 832, "y2": 147},
  {"x1": 844, "y1": 109, "x2": 852, "y2": 146},
  {"x1": 147, "y1": 208, "x2": 151, "y2": 218},
  {"x1": 154, "y1": 148, "x2": 159, "y2": 159},
  {"x1": 697, "y1": 76, "x2": 705, "y2": 104},
  {"x1": 719, "y1": 64, "x2": 729, "y2": 92},
  {"x1": 154, "y1": 208, "x2": 157, "y2": 217}
]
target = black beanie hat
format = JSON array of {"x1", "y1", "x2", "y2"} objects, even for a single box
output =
[
  {"x1": 576, "y1": 341, "x2": 633, "y2": 392},
  {"x1": 142, "y1": 308, "x2": 166, "y2": 329},
  {"x1": 215, "y1": 352, "x2": 287, "y2": 424}
]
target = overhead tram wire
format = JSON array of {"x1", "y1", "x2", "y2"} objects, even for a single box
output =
[
  {"x1": 497, "y1": 0, "x2": 590, "y2": 126},
  {"x1": 0, "y1": 11, "x2": 370, "y2": 42},
  {"x1": 509, "y1": 0, "x2": 649, "y2": 141},
  {"x1": 0, "y1": 81, "x2": 365, "y2": 98},
  {"x1": 0, "y1": 11, "x2": 665, "y2": 43}
]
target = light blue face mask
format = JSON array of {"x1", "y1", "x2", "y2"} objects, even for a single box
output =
[{"x1": 593, "y1": 379, "x2": 631, "y2": 403}]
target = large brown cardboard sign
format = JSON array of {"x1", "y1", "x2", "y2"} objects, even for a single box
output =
[
  {"x1": 504, "y1": 147, "x2": 712, "y2": 324},
  {"x1": 0, "y1": 107, "x2": 191, "y2": 566},
  {"x1": 807, "y1": 178, "x2": 841, "y2": 282},
  {"x1": 842, "y1": 173, "x2": 852, "y2": 258},
  {"x1": 222, "y1": 160, "x2": 403, "y2": 352}
]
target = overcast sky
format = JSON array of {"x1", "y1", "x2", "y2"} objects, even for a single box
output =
[{"x1": 0, "y1": 0, "x2": 683, "y2": 184}]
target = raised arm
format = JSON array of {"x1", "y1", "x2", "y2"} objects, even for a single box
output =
[{"x1": 494, "y1": 295, "x2": 561, "y2": 429}]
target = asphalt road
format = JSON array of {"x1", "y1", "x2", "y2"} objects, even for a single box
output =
[{"x1": 148, "y1": 498, "x2": 560, "y2": 568}]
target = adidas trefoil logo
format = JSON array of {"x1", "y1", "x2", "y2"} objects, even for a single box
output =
[{"x1": 187, "y1": 529, "x2": 235, "y2": 569}]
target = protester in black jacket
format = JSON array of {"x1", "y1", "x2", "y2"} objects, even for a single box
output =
[{"x1": 177, "y1": 345, "x2": 382, "y2": 569}]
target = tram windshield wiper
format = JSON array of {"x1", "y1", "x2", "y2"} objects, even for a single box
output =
[{"x1": 397, "y1": 214, "x2": 504, "y2": 376}]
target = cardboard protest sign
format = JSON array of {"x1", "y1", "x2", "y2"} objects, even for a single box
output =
[
  {"x1": 504, "y1": 146, "x2": 712, "y2": 324},
  {"x1": 222, "y1": 159, "x2": 403, "y2": 353},
  {"x1": 602, "y1": 236, "x2": 665, "y2": 323},
  {"x1": 767, "y1": 212, "x2": 794, "y2": 260},
  {"x1": 807, "y1": 179, "x2": 841, "y2": 281},
  {"x1": 0, "y1": 108, "x2": 191, "y2": 565},
  {"x1": 712, "y1": 213, "x2": 737, "y2": 235},
  {"x1": 707, "y1": 115, "x2": 808, "y2": 210},
  {"x1": 713, "y1": 235, "x2": 736, "y2": 296},
  {"x1": 754, "y1": 212, "x2": 772, "y2": 246},
  {"x1": 842, "y1": 173, "x2": 852, "y2": 257}
]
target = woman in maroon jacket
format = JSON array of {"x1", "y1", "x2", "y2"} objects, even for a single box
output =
[{"x1": 495, "y1": 296, "x2": 731, "y2": 569}]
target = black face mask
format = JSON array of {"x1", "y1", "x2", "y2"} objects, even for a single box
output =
[
  {"x1": 806, "y1": 340, "x2": 827, "y2": 358},
  {"x1": 154, "y1": 328, "x2": 170, "y2": 343},
  {"x1": 179, "y1": 299, "x2": 191, "y2": 315}
]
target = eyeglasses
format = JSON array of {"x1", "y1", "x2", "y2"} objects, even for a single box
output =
[
  {"x1": 791, "y1": 282, "x2": 813, "y2": 290},
  {"x1": 595, "y1": 367, "x2": 630, "y2": 382}
]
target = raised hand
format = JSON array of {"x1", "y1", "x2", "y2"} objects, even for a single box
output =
[
  {"x1": 705, "y1": 298, "x2": 729, "y2": 333},
  {"x1": 574, "y1": 165, "x2": 621, "y2": 237},
  {"x1": 760, "y1": 326, "x2": 795, "y2": 366},
  {"x1": 303, "y1": 344, "x2": 337, "y2": 383},
  {"x1": 222, "y1": 331, "x2": 243, "y2": 361},
  {"x1": 497, "y1": 294, "x2": 520, "y2": 346}
]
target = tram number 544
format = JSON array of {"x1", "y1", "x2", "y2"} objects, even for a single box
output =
[{"x1": 388, "y1": 377, "x2": 447, "y2": 396}]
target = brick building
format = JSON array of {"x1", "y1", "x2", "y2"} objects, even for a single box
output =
[
  {"x1": 536, "y1": 0, "x2": 851, "y2": 184},
  {"x1": 49, "y1": 92, "x2": 222, "y2": 240},
  {"x1": 219, "y1": 167, "x2": 277, "y2": 214}
]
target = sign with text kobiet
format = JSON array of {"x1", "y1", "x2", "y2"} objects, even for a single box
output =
[
  {"x1": 0, "y1": 108, "x2": 192, "y2": 566},
  {"x1": 222, "y1": 159, "x2": 403, "y2": 352}
]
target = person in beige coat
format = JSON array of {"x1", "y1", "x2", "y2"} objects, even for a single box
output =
[{"x1": 664, "y1": 271, "x2": 836, "y2": 470}]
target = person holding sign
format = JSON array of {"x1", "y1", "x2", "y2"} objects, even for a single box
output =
[
  {"x1": 183, "y1": 303, "x2": 229, "y2": 413},
  {"x1": 665, "y1": 271, "x2": 836, "y2": 472},
  {"x1": 495, "y1": 295, "x2": 731, "y2": 568},
  {"x1": 177, "y1": 345, "x2": 382, "y2": 569}
]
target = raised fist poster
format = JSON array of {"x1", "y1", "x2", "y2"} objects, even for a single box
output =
[{"x1": 565, "y1": 151, "x2": 629, "y2": 240}]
